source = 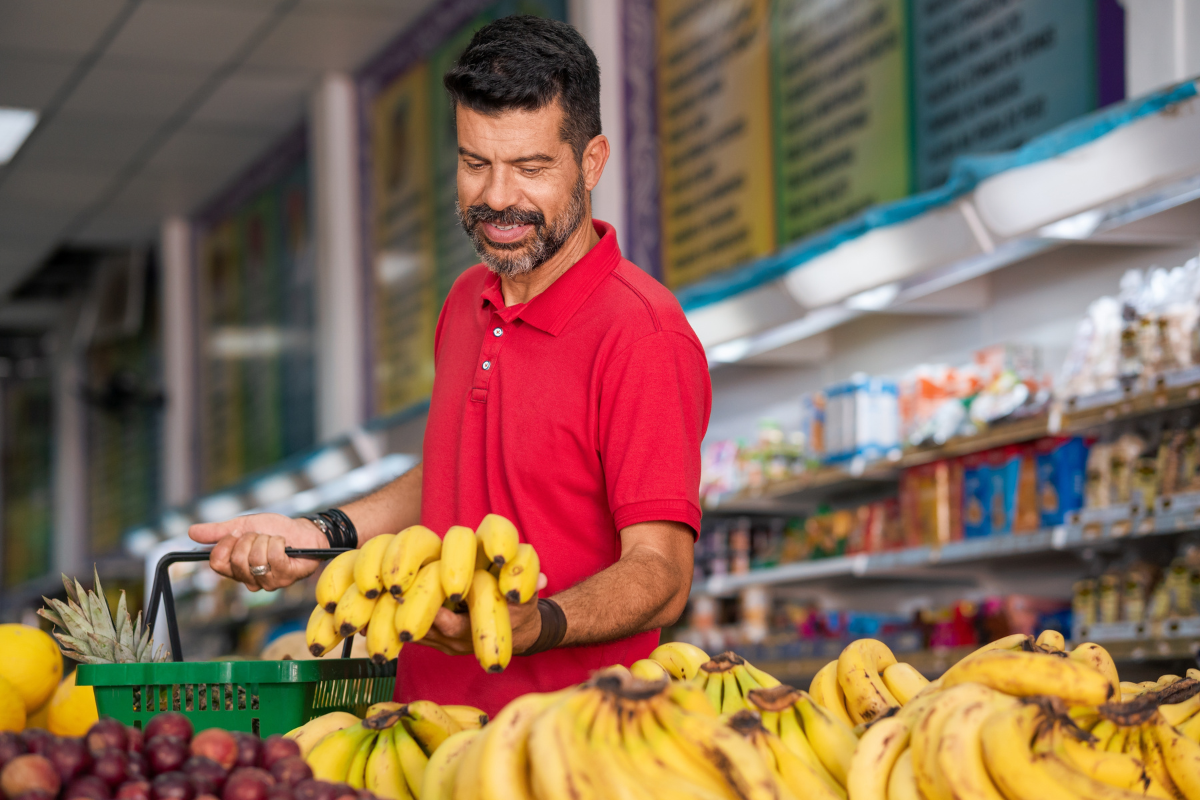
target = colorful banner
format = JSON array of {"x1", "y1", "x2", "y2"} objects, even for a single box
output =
[
  {"x1": 911, "y1": 0, "x2": 1100, "y2": 190},
  {"x1": 655, "y1": 0, "x2": 777, "y2": 289},
  {"x1": 197, "y1": 160, "x2": 315, "y2": 492},
  {"x1": 771, "y1": 0, "x2": 911, "y2": 243},
  {"x1": 363, "y1": 0, "x2": 565, "y2": 417}
]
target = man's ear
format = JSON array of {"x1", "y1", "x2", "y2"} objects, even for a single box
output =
[{"x1": 581, "y1": 134, "x2": 610, "y2": 192}]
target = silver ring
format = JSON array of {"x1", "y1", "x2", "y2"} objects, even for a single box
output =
[{"x1": 250, "y1": 565, "x2": 270, "y2": 576}]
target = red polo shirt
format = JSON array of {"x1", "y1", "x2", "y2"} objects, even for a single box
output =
[{"x1": 394, "y1": 220, "x2": 710, "y2": 714}]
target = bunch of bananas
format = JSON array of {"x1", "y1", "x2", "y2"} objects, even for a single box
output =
[
  {"x1": 439, "y1": 666, "x2": 800, "y2": 800},
  {"x1": 307, "y1": 514, "x2": 540, "y2": 673},
  {"x1": 688, "y1": 651, "x2": 782, "y2": 714},
  {"x1": 292, "y1": 701, "x2": 488, "y2": 800}
]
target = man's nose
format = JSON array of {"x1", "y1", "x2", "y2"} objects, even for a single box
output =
[{"x1": 481, "y1": 168, "x2": 521, "y2": 211}]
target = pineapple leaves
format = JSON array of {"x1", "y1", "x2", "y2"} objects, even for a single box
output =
[{"x1": 40, "y1": 565, "x2": 168, "y2": 664}]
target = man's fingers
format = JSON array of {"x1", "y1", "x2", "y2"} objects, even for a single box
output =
[
  {"x1": 228, "y1": 534, "x2": 259, "y2": 589},
  {"x1": 536, "y1": 572, "x2": 548, "y2": 592},
  {"x1": 208, "y1": 535, "x2": 238, "y2": 579},
  {"x1": 248, "y1": 535, "x2": 272, "y2": 590},
  {"x1": 263, "y1": 536, "x2": 291, "y2": 591},
  {"x1": 431, "y1": 607, "x2": 470, "y2": 638},
  {"x1": 189, "y1": 520, "x2": 241, "y2": 544}
]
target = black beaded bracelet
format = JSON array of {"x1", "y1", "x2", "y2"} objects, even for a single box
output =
[
  {"x1": 303, "y1": 509, "x2": 359, "y2": 550},
  {"x1": 520, "y1": 598, "x2": 567, "y2": 656}
]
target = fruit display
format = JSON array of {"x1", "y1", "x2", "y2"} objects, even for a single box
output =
[
  {"x1": 308, "y1": 516, "x2": 540, "y2": 674},
  {"x1": 0, "y1": 710, "x2": 390, "y2": 800},
  {"x1": 286, "y1": 701, "x2": 486, "y2": 799}
]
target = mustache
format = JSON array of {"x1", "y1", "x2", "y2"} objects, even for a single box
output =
[{"x1": 461, "y1": 204, "x2": 546, "y2": 230}]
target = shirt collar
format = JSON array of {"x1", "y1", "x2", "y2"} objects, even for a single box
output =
[{"x1": 479, "y1": 220, "x2": 621, "y2": 336}]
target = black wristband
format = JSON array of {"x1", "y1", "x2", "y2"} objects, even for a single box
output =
[
  {"x1": 304, "y1": 509, "x2": 359, "y2": 550},
  {"x1": 520, "y1": 598, "x2": 567, "y2": 656}
]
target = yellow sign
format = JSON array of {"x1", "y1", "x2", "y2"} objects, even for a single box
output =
[
  {"x1": 370, "y1": 63, "x2": 439, "y2": 415},
  {"x1": 656, "y1": 0, "x2": 776, "y2": 288}
]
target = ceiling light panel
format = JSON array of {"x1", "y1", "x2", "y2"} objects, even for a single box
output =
[{"x1": 0, "y1": 108, "x2": 38, "y2": 164}]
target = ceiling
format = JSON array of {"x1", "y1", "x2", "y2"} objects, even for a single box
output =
[{"x1": 0, "y1": 0, "x2": 441, "y2": 311}]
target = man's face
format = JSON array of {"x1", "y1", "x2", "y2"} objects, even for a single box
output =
[{"x1": 455, "y1": 101, "x2": 588, "y2": 278}]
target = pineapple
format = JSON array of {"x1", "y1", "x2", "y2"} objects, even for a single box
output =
[{"x1": 38, "y1": 567, "x2": 168, "y2": 664}]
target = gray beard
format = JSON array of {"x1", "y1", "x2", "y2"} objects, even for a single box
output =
[{"x1": 456, "y1": 173, "x2": 588, "y2": 278}]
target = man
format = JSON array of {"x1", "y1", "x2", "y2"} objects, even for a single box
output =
[{"x1": 190, "y1": 15, "x2": 711, "y2": 714}]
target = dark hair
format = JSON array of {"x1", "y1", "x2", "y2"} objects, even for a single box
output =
[{"x1": 443, "y1": 15, "x2": 601, "y2": 162}]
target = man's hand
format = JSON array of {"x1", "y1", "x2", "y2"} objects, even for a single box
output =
[
  {"x1": 418, "y1": 573, "x2": 548, "y2": 655},
  {"x1": 189, "y1": 513, "x2": 328, "y2": 592}
]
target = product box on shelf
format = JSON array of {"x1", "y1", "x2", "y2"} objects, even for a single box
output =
[
  {"x1": 823, "y1": 374, "x2": 900, "y2": 465},
  {"x1": 1036, "y1": 436, "x2": 1089, "y2": 526},
  {"x1": 900, "y1": 459, "x2": 963, "y2": 547}
]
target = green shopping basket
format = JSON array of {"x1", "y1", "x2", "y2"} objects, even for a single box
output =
[{"x1": 76, "y1": 548, "x2": 396, "y2": 736}]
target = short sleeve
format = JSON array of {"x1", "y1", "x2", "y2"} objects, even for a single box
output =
[{"x1": 598, "y1": 330, "x2": 711, "y2": 536}]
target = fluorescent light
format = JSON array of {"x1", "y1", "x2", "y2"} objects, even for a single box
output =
[
  {"x1": 0, "y1": 108, "x2": 37, "y2": 164},
  {"x1": 845, "y1": 282, "x2": 900, "y2": 310}
]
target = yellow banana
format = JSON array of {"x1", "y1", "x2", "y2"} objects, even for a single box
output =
[
  {"x1": 365, "y1": 726, "x2": 410, "y2": 800},
  {"x1": 497, "y1": 542, "x2": 539, "y2": 604},
  {"x1": 970, "y1": 632, "x2": 1033, "y2": 655},
  {"x1": 845, "y1": 714, "x2": 909, "y2": 800},
  {"x1": 394, "y1": 721, "x2": 428, "y2": 800},
  {"x1": 1159, "y1": 689, "x2": 1200, "y2": 727},
  {"x1": 403, "y1": 700, "x2": 462, "y2": 755},
  {"x1": 721, "y1": 670, "x2": 747, "y2": 715},
  {"x1": 810, "y1": 659, "x2": 855, "y2": 727},
  {"x1": 451, "y1": 724, "x2": 487, "y2": 800},
  {"x1": 758, "y1": 720, "x2": 844, "y2": 800},
  {"x1": 1070, "y1": 643, "x2": 1122, "y2": 696},
  {"x1": 937, "y1": 690, "x2": 1017, "y2": 800},
  {"x1": 604, "y1": 701, "x2": 723, "y2": 800},
  {"x1": 795, "y1": 690, "x2": 858, "y2": 787},
  {"x1": 467, "y1": 569, "x2": 512, "y2": 674},
  {"x1": 366, "y1": 592, "x2": 403, "y2": 664},
  {"x1": 980, "y1": 703, "x2": 1081, "y2": 800},
  {"x1": 395, "y1": 561, "x2": 446, "y2": 643},
  {"x1": 653, "y1": 700, "x2": 786, "y2": 800},
  {"x1": 306, "y1": 604, "x2": 344, "y2": 657},
  {"x1": 348, "y1": 729, "x2": 379, "y2": 789},
  {"x1": 881, "y1": 662, "x2": 930, "y2": 705},
  {"x1": 334, "y1": 583, "x2": 377, "y2": 637},
  {"x1": 1054, "y1": 725, "x2": 1163, "y2": 796},
  {"x1": 1123, "y1": 682, "x2": 1148, "y2": 701},
  {"x1": 837, "y1": 639, "x2": 900, "y2": 724},
  {"x1": 354, "y1": 533, "x2": 396, "y2": 599},
  {"x1": 439, "y1": 526, "x2": 477, "y2": 603},
  {"x1": 639, "y1": 697, "x2": 737, "y2": 794},
  {"x1": 527, "y1": 690, "x2": 605, "y2": 800},
  {"x1": 364, "y1": 701, "x2": 405, "y2": 729},
  {"x1": 888, "y1": 749, "x2": 921, "y2": 800},
  {"x1": 1037, "y1": 629, "x2": 1067, "y2": 651},
  {"x1": 476, "y1": 690, "x2": 568, "y2": 800},
  {"x1": 649, "y1": 641, "x2": 710, "y2": 681},
  {"x1": 475, "y1": 513, "x2": 520, "y2": 567},
  {"x1": 630, "y1": 658, "x2": 670, "y2": 681},
  {"x1": 308, "y1": 722, "x2": 377, "y2": 783},
  {"x1": 1154, "y1": 714, "x2": 1200, "y2": 800},
  {"x1": 316, "y1": 549, "x2": 360, "y2": 612},
  {"x1": 775, "y1": 703, "x2": 842, "y2": 791},
  {"x1": 442, "y1": 705, "x2": 488, "y2": 731},
  {"x1": 940, "y1": 649, "x2": 1115, "y2": 705},
  {"x1": 1141, "y1": 724, "x2": 1186, "y2": 800},
  {"x1": 1039, "y1": 750, "x2": 1151, "y2": 800},
  {"x1": 912, "y1": 683, "x2": 995, "y2": 800},
  {"x1": 384, "y1": 525, "x2": 443, "y2": 597},
  {"x1": 743, "y1": 660, "x2": 782, "y2": 689},
  {"x1": 422, "y1": 729, "x2": 478, "y2": 800},
  {"x1": 285, "y1": 711, "x2": 361, "y2": 758},
  {"x1": 665, "y1": 680, "x2": 717, "y2": 717}
]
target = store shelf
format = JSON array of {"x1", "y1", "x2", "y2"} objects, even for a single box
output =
[
  {"x1": 706, "y1": 371, "x2": 1200, "y2": 515},
  {"x1": 694, "y1": 491, "x2": 1200, "y2": 597}
]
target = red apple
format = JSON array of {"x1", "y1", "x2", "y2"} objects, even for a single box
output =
[
  {"x1": 127, "y1": 753, "x2": 147, "y2": 779},
  {"x1": 93, "y1": 749, "x2": 131, "y2": 788},
  {"x1": 145, "y1": 738, "x2": 188, "y2": 776},
  {"x1": 65, "y1": 775, "x2": 112, "y2": 800},
  {"x1": 290, "y1": 781, "x2": 334, "y2": 800},
  {"x1": 189, "y1": 731, "x2": 236, "y2": 773},
  {"x1": 267, "y1": 758, "x2": 309, "y2": 788},
  {"x1": 18, "y1": 731, "x2": 54, "y2": 758},
  {"x1": 116, "y1": 781, "x2": 152, "y2": 800},
  {"x1": 87, "y1": 721, "x2": 129, "y2": 757},
  {"x1": 127, "y1": 729, "x2": 144, "y2": 755},
  {"x1": 150, "y1": 772, "x2": 194, "y2": 800},
  {"x1": 46, "y1": 737, "x2": 91, "y2": 783},
  {"x1": 13, "y1": 790, "x2": 56, "y2": 800},
  {"x1": 2, "y1": 755, "x2": 63, "y2": 798},
  {"x1": 230, "y1": 736, "x2": 259, "y2": 771},
  {"x1": 144, "y1": 716, "x2": 192, "y2": 746},
  {"x1": 221, "y1": 769, "x2": 273, "y2": 800},
  {"x1": 265, "y1": 787, "x2": 292, "y2": 800},
  {"x1": 0, "y1": 733, "x2": 27, "y2": 771},
  {"x1": 256, "y1": 738, "x2": 298, "y2": 773},
  {"x1": 182, "y1": 757, "x2": 227, "y2": 796}
]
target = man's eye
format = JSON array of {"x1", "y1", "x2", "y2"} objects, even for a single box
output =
[
  {"x1": 521, "y1": 168, "x2": 541, "y2": 176},
  {"x1": 466, "y1": 161, "x2": 485, "y2": 170}
]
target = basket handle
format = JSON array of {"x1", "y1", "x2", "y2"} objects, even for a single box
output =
[{"x1": 146, "y1": 547, "x2": 352, "y2": 662}]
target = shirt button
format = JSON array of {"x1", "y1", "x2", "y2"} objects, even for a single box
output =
[
  {"x1": 493, "y1": 327, "x2": 503, "y2": 337},
  {"x1": 482, "y1": 361, "x2": 491, "y2": 370}
]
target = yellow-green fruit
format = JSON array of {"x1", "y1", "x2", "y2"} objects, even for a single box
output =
[
  {"x1": 0, "y1": 625, "x2": 62, "y2": 712},
  {"x1": 46, "y1": 671, "x2": 96, "y2": 737}
]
